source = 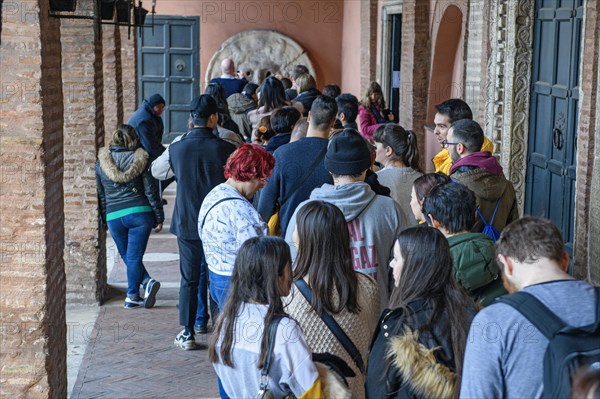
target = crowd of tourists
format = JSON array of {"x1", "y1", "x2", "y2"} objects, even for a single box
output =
[{"x1": 95, "y1": 58, "x2": 600, "y2": 398}]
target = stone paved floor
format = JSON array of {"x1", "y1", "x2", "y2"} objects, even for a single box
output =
[{"x1": 69, "y1": 186, "x2": 220, "y2": 398}]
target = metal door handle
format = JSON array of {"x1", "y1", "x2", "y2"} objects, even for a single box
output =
[{"x1": 553, "y1": 128, "x2": 563, "y2": 150}]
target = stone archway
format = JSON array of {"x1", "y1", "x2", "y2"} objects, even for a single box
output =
[
  {"x1": 204, "y1": 29, "x2": 316, "y2": 86},
  {"x1": 427, "y1": 4, "x2": 463, "y2": 122}
]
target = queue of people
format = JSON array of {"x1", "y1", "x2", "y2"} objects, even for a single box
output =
[{"x1": 95, "y1": 58, "x2": 599, "y2": 399}]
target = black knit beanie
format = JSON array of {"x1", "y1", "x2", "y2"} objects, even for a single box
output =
[{"x1": 325, "y1": 129, "x2": 372, "y2": 175}]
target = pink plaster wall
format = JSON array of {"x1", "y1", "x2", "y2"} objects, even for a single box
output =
[
  {"x1": 423, "y1": 2, "x2": 466, "y2": 171},
  {"x1": 154, "y1": 1, "x2": 344, "y2": 89},
  {"x1": 341, "y1": 0, "x2": 361, "y2": 96}
]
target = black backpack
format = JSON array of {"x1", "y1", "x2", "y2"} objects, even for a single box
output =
[{"x1": 497, "y1": 287, "x2": 600, "y2": 398}]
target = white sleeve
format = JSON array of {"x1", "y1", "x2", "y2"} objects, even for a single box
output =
[
  {"x1": 232, "y1": 204, "x2": 267, "y2": 247},
  {"x1": 275, "y1": 318, "x2": 320, "y2": 397},
  {"x1": 151, "y1": 135, "x2": 182, "y2": 180}
]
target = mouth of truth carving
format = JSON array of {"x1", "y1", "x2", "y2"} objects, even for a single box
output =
[{"x1": 205, "y1": 30, "x2": 316, "y2": 85}]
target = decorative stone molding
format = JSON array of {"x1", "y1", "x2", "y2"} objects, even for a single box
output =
[
  {"x1": 205, "y1": 30, "x2": 315, "y2": 85},
  {"x1": 465, "y1": 0, "x2": 485, "y2": 120},
  {"x1": 484, "y1": 0, "x2": 535, "y2": 212}
]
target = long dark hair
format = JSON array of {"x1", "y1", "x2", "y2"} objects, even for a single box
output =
[
  {"x1": 258, "y1": 76, "x2": 288, "y2": 112},
  {"x1": 208, "y1": 236, "x2": 291, "y2": 368},
  {"x1": 373, "y1": 124, "x2": 421, "y2": 171},
  {"x1": 205, "y1": 82, "x2": 233, "y2": 126},
  {"x1": 389, "y1": 226, "x2": 473, "y2": 392},
  {"x1": 294, "y1": 201, "x2": 360, "y2": 315},
  {"x1": 412, "y1": 172, "x2": 451, "y2": 204}
]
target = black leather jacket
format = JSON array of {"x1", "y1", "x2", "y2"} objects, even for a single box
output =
[
  {"x1": 366, "y1": 298, "x2": 469, "y2": 399},
  {"x1": 95, "y1": 146, "x2": 164, "y2": 226}
]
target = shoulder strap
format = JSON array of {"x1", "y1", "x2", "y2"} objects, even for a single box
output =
[
  {"x1": 294, "y1": 279, "x2": 365, "y2": 373},
  {"x1": 489, "y1": 197, "x2": 501, "y2": 224},
  {"x1": 496, "y1": 291, "x2": 567, "y2": 339},
  {"x1": 199, "y1": 197, "x2": 245, "y2": 230},
  {"x1": 476, "y1": 197, "x2": 501, "y2": 226},
  {"x1": 278, "y1": 145, "x2": 327, "y2": 207},
  {"x1": 261, "y1": 316, "x2": 283, "y2": 379}
]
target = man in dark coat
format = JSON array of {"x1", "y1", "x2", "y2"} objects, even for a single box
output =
[
  {"x1": 209, "y1": 58, "x2": 247, "y2": 98},
  {"x1": 151, "y1": 95, "x2": 236, "y2": 350},
  {"x1": 128, "y1": 93, "x2": 166, "y2": 162},
  {"x1": 446, "y1": 119, "x2": 519, "y2": 233},
  {"x1": 128, "y1": 93, "x2": 173, "y2": 196}
]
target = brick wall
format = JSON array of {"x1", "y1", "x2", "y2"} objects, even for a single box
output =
[
  {"x1": 399, "y1": 0, "x2": 431, "y2": 172},
  {"x1": 0, "y1": 0, "x2": 67, "y2": 396},
  {"x1": 103, "y1": 23, "x2": 124, "y2": 142},
  {"x1": 121, "y1": 26, "x2": 138, "y2": 121},
  {"x1": 359, "y1": 0, "x2": 378, "y2": 96},
  {"x1": 61, "y1": 0, "x2": 106, "y2": 304},
  {"x1": 575, "y1": 0, "x2": 600, "y2": 283}
]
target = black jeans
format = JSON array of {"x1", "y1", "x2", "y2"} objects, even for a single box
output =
[{"x1": 176, "y1": 237, "x2": 208, "y2": 331}]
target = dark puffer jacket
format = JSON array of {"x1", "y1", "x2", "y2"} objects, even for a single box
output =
[
  {"x1": 127, "y1": 100, "x2": 165, "y2": 161},
  {"x1": 96, "y1": 146, "x2": 164, "y2": 226},
  {"x1": 448, "y1": 233, "x2": 507, "y2": 307},
  {"x1": 366, "y1": 299, "x2": 468, "y2": 399}
]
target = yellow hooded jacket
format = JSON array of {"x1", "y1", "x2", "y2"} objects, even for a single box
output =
[{"x1": 432, "y1": 136, "x2": 494, "y2": 175}]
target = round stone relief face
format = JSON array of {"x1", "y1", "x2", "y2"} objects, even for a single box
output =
[{"x1": 205, "y1": 30, "x2": 316, "y2": 85}]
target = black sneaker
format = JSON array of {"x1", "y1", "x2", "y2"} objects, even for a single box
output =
[
  {"x1": 124, "y1": 297, "x2": 144, "y2": 309},
  {"x1": 194, "y1": 324, "x2": 208, "y2": 334},
  {"x1": 174, "y1": 329, "x2": 196, "y2": 350},
  {"x1": 144, "y1": 279, "x2": 160, "y2": 309}
]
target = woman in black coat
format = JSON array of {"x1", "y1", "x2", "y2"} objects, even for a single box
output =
[
  {"x1": 365, "y1": 227, "x2": 475, "y2": 399},
  {"x1": 96, "y1": 124, "x2": 164, "y2": 309}
]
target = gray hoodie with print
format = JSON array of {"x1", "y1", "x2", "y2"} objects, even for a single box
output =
[{"x1": 286, "y1": 182, "x2": 409, "y2": 307}]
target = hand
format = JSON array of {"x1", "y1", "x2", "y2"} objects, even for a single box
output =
[{"x1": 154, "y1": 223, "x2": 163, "y2": 233}]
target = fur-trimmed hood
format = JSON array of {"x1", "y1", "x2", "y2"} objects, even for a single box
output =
[
  {"x1": 98, "y1": 147, "x2": 149, "y2": 183},
  {"x1": 387, "y1": 326, "x2": 456, "y2": 399},
  {"x1": 315, "y1": 361, "x2": 352, "y2": 399}
]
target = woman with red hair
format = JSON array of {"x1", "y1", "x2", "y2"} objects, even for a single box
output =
[{"x1": 198, "y1": 144, "x2": 275, "y2": 310}]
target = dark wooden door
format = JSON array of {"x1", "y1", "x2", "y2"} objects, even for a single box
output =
[
  {"x1": 388, "y1": 13, "x2": 401, "y2": 121},
  {"x1": 525, "y1": 0, "x2": 582, "y2": 259},
  {"x1": 137, "y1": 15, "x2": 200, "y2": 143}
]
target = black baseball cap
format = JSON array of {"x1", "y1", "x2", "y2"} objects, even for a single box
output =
[{"x1": 190, "y1": 95, "x2": 218, "y2": 117}]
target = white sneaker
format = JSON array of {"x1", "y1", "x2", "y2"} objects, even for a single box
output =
[
  {"x1": 174, "y1": 329, "x2": 196, "y2": 350},
  {"x1": 124, "y1": 297, "x2": 143, "y2": 309},
  {"x1": 144, "y1": 279, "x2": 160, "y2": 309}
]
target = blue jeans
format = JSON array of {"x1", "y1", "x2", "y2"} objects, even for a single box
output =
[
  {"x1": 209, "y1": 271, "x2": 232, "y2": 311},
  {"x1": 194, "y1": 252, "x2": 210, "y2": 327},
  {"x1": 107, "y1": 212, "x2": 153, "y2": 299}
]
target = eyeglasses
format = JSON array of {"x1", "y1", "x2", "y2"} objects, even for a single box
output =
[{"x1": 442, "y1": 140, "x2": 460, "y2": 149}]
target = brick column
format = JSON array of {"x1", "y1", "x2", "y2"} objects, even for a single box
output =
[
  {"x1": 0, "y1": 1, "x2": 67, "y2": 396},
  {"x1": 575, "y1": 0, "x2": 599, "y2": 282},
  {"x1": 121, "y1": 26, "x2": 138, "y2": 121},
  {"x1": 61, "y1": 0, "x2": 107, "y2": 304},
  {"x1": 399, "y1": 0, "x2": 431, "y2": 172},
  {"x1": 103, "y1": 23, "x2": 124, "y2": 141},
  {"x1": 359, "y1": 0, "x2": 378, "y2": 94}
]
